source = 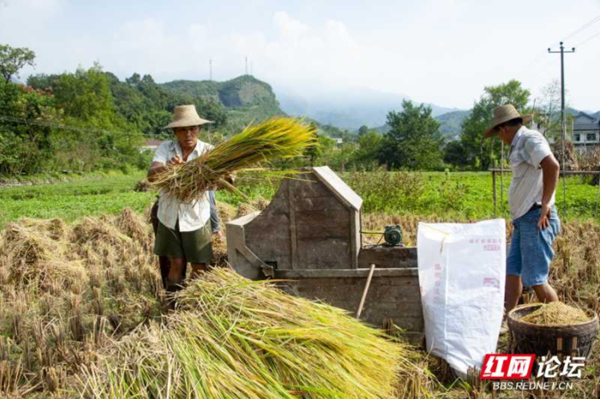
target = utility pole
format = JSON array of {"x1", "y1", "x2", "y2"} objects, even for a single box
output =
[
  {"x1": 245, "y1": 56, "x2": 248, "y2": 75},
  {"x1": 209, "y1": 59, "x2": 213, "y2": 80},
  {"x1": 548, "y1": 41, "x2": 575, "y2": 214}
]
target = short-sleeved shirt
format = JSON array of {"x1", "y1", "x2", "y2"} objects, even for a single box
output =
[
  {"x1": 152, "y1": 140, "x2": 214, "y2": 232},
  {"x1": 508, "y1": 126, "x2": 555, "y2": 220}
]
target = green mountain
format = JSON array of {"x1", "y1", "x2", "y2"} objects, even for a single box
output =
[
  {"x1": 435, "y1": 110, "x2": 471, "y2": 139},
  {"x1": 370, "y1": 110, "x2": 470, "y2": 140},
  {"x1": 160, "y1": 75, "x2": 286, "y2": 132}
]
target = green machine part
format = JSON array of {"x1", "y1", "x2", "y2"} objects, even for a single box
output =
[{"x1": 383, "y1": 225, "x2": 403, "y2": 246}]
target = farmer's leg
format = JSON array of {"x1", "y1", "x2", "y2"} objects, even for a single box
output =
[
  {"x1": 182, "y1": 221, "x2": 213, "y2": 280},
  {"x1": 154, "y1": 220, "x2": 185, "y2": 291},
  {"x1": 159, "y1": 256, "x2": 170, "y2": 289},
  {"x1": 167, "y1": 257, "x2": 186, "y2": 285},
  {"x1": 505, "y1": 275, "x2": 523, "y2": 313},
  {"x1": 520, "y1": 207, "x2": 561, "y2": 304},
  {"x1": 505, "y1": 219, "x2": 523, "y2": 313}
]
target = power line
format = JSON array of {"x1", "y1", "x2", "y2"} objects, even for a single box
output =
[
  {"x1": 562, "y1": 13, "x2": 600, "y2": 42},
  {"x1": 520, "y1": 14, "x2": 600, "y2": 79},
  {"x1": 573, "y1": 29, "x2": 600, "y2": 48}
]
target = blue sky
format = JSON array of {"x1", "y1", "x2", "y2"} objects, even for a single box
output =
[{"x1": 2, "y1": 0, "x2": 600, "y2": 110}]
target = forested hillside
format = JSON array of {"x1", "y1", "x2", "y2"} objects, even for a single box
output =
[
  {"x1": 161, "y1": 75, "x2": 285, "y2": 132},
  {"x1": 1, "y1": 53, "x2": 285, "y2": 176}
]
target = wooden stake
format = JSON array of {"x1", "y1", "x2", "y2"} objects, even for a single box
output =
[{"x1": 357, "y1": 264, "x2": 376, "y2": 319}]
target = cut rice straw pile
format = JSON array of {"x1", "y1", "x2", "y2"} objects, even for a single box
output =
[
  {"x1": 150, "y1": 117, "x2": 316, "y2": 203},
  {"x1": 80, "y1": 268, "x2": 433, "y2": 398}
]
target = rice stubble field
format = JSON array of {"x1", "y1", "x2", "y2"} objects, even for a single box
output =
[{"x1": 0, "y1": 171, "x2": 599, "y2": 397}]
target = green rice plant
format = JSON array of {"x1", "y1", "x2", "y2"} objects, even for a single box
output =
[
  {"x1": 150, "y1": 118, "x2": 317, "y2": 203},
  {"x1": 80, "y1": 268, "x2": 433, "y2": 398}
]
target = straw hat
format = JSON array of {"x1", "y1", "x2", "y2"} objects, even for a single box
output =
[
  {"x1": 484, "y1": 104, "x2": 532, "y2": 138},
  {"x1": 165, "y1": 105, "x2": 212, "y2": 129}
]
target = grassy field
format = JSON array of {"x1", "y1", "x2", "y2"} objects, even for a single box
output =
[
  {"x1": 1, "y1": 170, "x2": 598, "y2": 228},
  {"x1": 0, "y1": 170, "x2": 599, "y2": 397},
  {"x1": 0, "y1": 172, "x2": 156, "y2": 228}
]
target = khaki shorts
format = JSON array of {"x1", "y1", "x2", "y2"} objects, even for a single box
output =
[{"x1": 154, "y1": 220, "x2": 213, "y2": 264}]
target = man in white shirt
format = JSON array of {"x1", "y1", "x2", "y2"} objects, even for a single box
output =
[
  {"x1": 148, "y1": 105, "x2": 215, "y2": 294},
  {"x1": 484, "y1": 104, "x2": 561, "y2": 313}
]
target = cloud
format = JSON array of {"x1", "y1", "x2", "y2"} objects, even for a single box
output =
[
  {"x1": 88, "y1": 11, "x2": 370, "y2": 93},
  {"x1": 273, "y1": 11, "x2": 309, "y2": 38},
  {"x1": 0, "y1": 0, "x2": 64, "y2": 34},
  {"x1": 7, "y1": 3, "x2": 600, "y2": 110}
]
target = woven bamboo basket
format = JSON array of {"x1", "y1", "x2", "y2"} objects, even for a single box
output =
[{"x1": 507, "y1": 303, "x2": 599, "y2": 358}]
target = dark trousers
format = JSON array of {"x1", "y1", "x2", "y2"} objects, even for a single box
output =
[{"x1": 151, "y1": 200, "x2": 187, "y2": 288}]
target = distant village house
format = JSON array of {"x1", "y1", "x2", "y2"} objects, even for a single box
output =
[
  {"x1": 573, "y1": 112, "x2": 600, "y2": 154},
  {"x1": 141, "y1": 139, "x2": 165, "y2": 153}
]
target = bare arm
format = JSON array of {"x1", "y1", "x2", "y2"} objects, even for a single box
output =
[{"x1": 538, "y1": 154, "x2": 560, "y2": 229}]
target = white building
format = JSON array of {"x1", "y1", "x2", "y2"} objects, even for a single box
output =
[
  {"x1": 140, "y1": 139, "x2": 165, "y2": 153},
  {"x1": 573, "y1": 112, "x2": 600, "y2": 154}
]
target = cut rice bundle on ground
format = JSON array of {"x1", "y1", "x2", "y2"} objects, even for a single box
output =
[
  {"x1": 80, "y1": 268, "x2": 433, "y2": 398},
  {"x1": 113, "y1": 208, "x2": 153, "y2": 248},
  {"x1": 0, "y1": 209, "x2": 163, "y2": 397},
  {"x1": 0, "y1": 223, "x2": 84, "y2": 290},
  {"x1": 150, "y1": 117, "x2": 316, "y2": 203},
  {"x1": 72, "y1": 217, "x2": 133, "y2": 248}
]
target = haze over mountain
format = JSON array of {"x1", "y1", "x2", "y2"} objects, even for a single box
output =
[
  {"x1": 276, "y1": 86, "x2": 460, "y2": 130},
  {"x1": 156, "y1": 75, "x2": 597, "y2": 139}
]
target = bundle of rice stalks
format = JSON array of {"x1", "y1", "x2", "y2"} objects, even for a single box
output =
[
  {"x1": 80, "y1": 268, "x2": 433, "y2": 398},
  {"x1": 19, "y1": 218, "x2": 70, "y2": 241},
  {"x1": 0, "y1": 223, "x2": 86, "y2": 290},
  {"x1": 72, "y1": 217, "x2": 132, "y2": 247},
  {"x1": 113, "y1": 208, "x2": 153, "y2": 249},
  {"x1": 235, "y1": 202, "x2": 257, "y2": 218},
  {"x1": 520, "y1": 302, "x2": 592, "y2": 326},
  {"x1": 150, "y1": 117, "x2": 316, "y2": 203}
]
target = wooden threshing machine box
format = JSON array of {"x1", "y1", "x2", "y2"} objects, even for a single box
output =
[{"x1": 227, "y1": 166, "x2": 423, "y2": 337}]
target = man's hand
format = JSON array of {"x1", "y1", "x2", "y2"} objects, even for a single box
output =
[
  {"x1": 537, "y1": 203, "x2": 551, "y2": 229},
  {"x1": 214, "y1": 230, "x2": 224, "y2": 240},
  {"x1": 167, "y1": 156, "x2": 183, "y2": 168}
]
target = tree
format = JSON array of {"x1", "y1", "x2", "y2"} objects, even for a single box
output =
[
  {"x1": 349, "y1": 130, "x2": 383, "y2": 170},
  {"x1": 358, "y1": 125, "x2": 369, "y2": 136},
  {"x1": 0, "y1": 78, "x2": 61, "y2": 175},
  {"x1": 53, "y1": 64, "x2": 116, "y2": 124},
  {"x1": 459, "y1": 80, "x2": 531, "y2": 170},
  {"x1": 443, "y1": 140, "x2": 469, "y2": 167},
  {"x1": 306, "y1": 131, "x2": 336, "y2": 166},
  {"x1": 534, "y1": 79, "x2": 573, "y2": 141},
  {"x1": 0, "y1": 44, "x2": 35, "y2": 83},
  {"x1": 377, "y1": 100, "x2": 443, "y2": 170},
  {"x1": 51, "y1": 64, "x2": 143, "y2": 171}
]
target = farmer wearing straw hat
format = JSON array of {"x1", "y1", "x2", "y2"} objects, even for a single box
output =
[
  {"x1": 484, "y1": 104, "x2": 561, "y2": 314},
  {"x1": 147, "y1": 105, "x2": 216, "y2": 295}
]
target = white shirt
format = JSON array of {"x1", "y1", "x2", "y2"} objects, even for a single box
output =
[
  {"x1": 508, "y1": 126, "x2": 555, "y2": 220},
  {"x1": 152, "y1": 140, "x2": 214, "y2": 232}
]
